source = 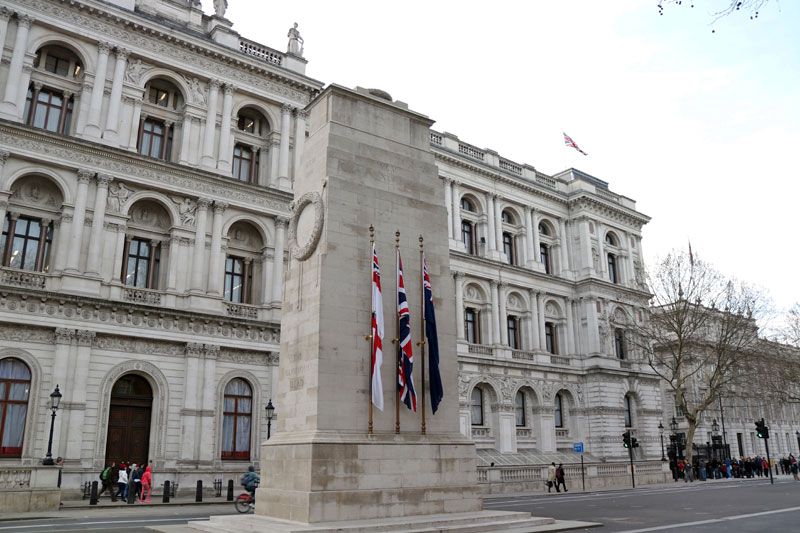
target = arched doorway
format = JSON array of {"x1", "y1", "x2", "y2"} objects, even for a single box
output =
[{"x1": 105, "y1": 374, "x2": 152, "y2": 466}]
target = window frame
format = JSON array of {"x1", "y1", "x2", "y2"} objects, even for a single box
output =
[
  {"x1": 224, "y1": 255, "x2": 253, "y2": 304},
  {"x1": 137, "y1": 118, "x2": 174, "y2": 161},
  {"x1": 0, "y1": 358, "x2": 32, "y2": 458},
  {"x1": 502, "y1": 232, "x2": 516, "y2": 265},
  {"x1": 540, "y1": 243, "x2": 551, "y2": 274},
  {"x1": 461, "y1": 220, "x2": 476, "y2": 255},
  {"x1": 624, "y1": 395, "x2": 633, "y2": 428},
  {"x1": 554, "y1": 393, "x2": 564, "y2": 428},
  {"x1": 232, "y1": 144, "x2": 259, "y2": 183},
  {"x1": 470, "y1": 387, "x2": 484, "y2": 426},
  {"x1": 545, "y1": 322, "x2": 558, "y2": 355},
  {"x1": 507, "y1": 315, "x2": 520, "y2": 349},
  {"x1": 24, "y1": 85, "x2": 74, "y2": 134},
  {"x1": 465, "y1": 307, "x2": 479, "y2": 344},
  {"x1": 221, "y1": 378, "x2": 253, "y2": 460},
  {"x1": 608, "y1": 253, "x2": 618, "y2": 284},
  {"x1": 122, "y1": 237, "x2": 161, "y2": 289},
  {"x1": 1, "y1": 215, "x2": 53, "y2": 272},
  {"x1": 515, "y1": 391, "x2": 526, "y2": 427}
]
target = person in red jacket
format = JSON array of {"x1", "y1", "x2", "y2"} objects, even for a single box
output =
[{"x1": 140, "y1": 465, "x2": 152, "y2": 502}]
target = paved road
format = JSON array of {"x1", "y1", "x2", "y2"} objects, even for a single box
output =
[{"x1": 484, "y1": 477, "x2": 800, "y2": 532}]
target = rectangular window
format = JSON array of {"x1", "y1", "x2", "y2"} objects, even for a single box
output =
[
  {"x1": 465, "y1": 307, "x2": 477, "y2": 344},
  {"x1": 545, "y1": 322, "x2": 557, "y2": 354},
  {"x1": 608, "y1": 254, "x2": 618, "y2": 284},
  {"x1": 224, "y1": 256, "x2": 253, "y2": 304},
  {"x1": 615, "y1": 329, "x2": 626, "y2": 359},
  {"x1": 461, "y1": 221, "x2": 474, "y2": 254},
  {"x1": 503, "y1": 233, "x2": 514, "y2": 265},
  {"x1": 139, "y1": 119, "x2": 173, "y2": 160},
  {"x1": 124, "y1": 238, "x2": 159, "y2": 289},
  {"x1": 149, "y1": 88, "x2": 169, "y2": 107},
  {"x1": 540, "y1": 244, "x2": 551, "y2": 274},
  {"x1": 507, "y1": 315, "x2": 519, "y2": 349},
  {"x1": 1, "y1": 216, "x2": 52, "y2": 272},
  {"x1": 515, "y1": 393, "x2": 525, "y2": 427},
  {"x1": 24, "y1": 87, "x2": 72, "y2": 134},
  {"x1": 470, "y1": 388, "x2": 483, "y2": 426},
  {"x1": 44, "y1": 55, "x2": 70, "y2": 77},
  {"x1": 233, "y1": 145, "x2": 258, "y2": 182}
]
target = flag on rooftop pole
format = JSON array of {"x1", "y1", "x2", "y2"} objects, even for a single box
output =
[
  {"x1": 423, "y1": 253, "x2": 443, "y2": 415},
  {"x1": 371, "y1": 242, "x2": 384, "y2": 412},
  {"x1": 563, "y1": 132, "x2": 588, "y2": 156},
  {"x1": 397, "y1": 249, "x2": 417, "y2": 412}
]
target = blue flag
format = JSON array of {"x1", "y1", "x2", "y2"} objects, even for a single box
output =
[{"x1": 423, "y1": 254, "x2": 443, "y2": 414}]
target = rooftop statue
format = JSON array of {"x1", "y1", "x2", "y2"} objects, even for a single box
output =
[
  {"x1": 213, "y1": 0, "x2": 227, "y2": 17},
  {"x1": 287, "y1": 22, "x2": 304, "y2": 57}
]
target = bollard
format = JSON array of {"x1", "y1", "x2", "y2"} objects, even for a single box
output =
[
  {"x1": 196, "y1": 480, "x2": 203, "y2": 502},
  {"x1": 90, "y1": 481, "x2": 98, "y2": 505},
  {"x1": 227, "y1": 479, "x2": 234, "y2": 501},
  {"x1": 127, "y1": 480, "x2": 135, "y2": 505},
  {"x1": 163, "y1": 480, "x2": 170, "y2": 503}
]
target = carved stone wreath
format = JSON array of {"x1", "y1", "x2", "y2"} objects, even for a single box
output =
[{"x1": 288, "y1": 191, "x2": 324, "y2": 261}]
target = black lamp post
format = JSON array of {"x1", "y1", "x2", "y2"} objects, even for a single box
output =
[
  {"x1": 670, "y1": 416, "x2": 680, "y2": 458},
  {"x1": 711, "y1": 419, "x2": 720, "y2": 461},
  {"x1": 265, "y1": 399, "x2": 274, "y2": 440},
  {"x1": 42, "y1": 385, "x2": 62, "y2": 466},
  {"x1": 659, "y1": 421, "x2": 666, "y2": 461}
]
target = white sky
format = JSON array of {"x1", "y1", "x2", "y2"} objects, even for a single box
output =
[{"x1": 215, "y1": 1, "x2": 800, "y2": 312}]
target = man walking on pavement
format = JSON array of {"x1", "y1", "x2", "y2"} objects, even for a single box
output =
[
  {"x1": 547, "y1": 462, "x2": 557, "y2": 493},
  {"x1": 555, "y1": 463, "x2": 568, "y2": 493}
]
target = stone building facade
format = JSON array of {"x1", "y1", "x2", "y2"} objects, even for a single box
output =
[{"x1": 9, "y1": 0, "x2": 793, "y2": 497}]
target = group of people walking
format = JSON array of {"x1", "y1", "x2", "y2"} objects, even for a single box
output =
[
  {"x1": 97, "y1": 461, "x2": 153, "y2": 502},
  {"x1": 670, "y1": 454, "x2": 799, "y2": 482},
  {"x1": 546, "y1": 462, "x2": 568, "y2": 493}
]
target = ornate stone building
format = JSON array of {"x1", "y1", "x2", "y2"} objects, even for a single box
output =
[{"x1": 0, "y1": 0, "x2": 674, "y2": 494}]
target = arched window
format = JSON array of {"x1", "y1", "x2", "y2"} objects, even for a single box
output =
[
  {"x1": 237, "y1": 108, "x2": 267, "y2": 135},
  {"x1": 507, "y1": 315, "x2": 519, "y2": 349},
  {"x1": 465, "y1": 307, "x2": 479, "y2": 344},
  {"x1": 540, "y1": 244, "x2": 551, "y2": 274},
  {"x1": 35, "y1": 45, "x2": 83, "y2": 79},
  {"x1": 145, "y1": 79, "x2": 183, "y2": 110},
  {"x1": 605, "y1": 233, "x2": 616, "y2": 246},
  {"x1": 608, "y1": 253, "x2": 618, "y2": 284},
  {"x1": 538, "y1": 223, "x2": 550, "y2": 236},
  {"x1": 461, "y1": 220, "x2": 475, "y2": 255},
  {"x1": 545, "y1": 322, "x2": 557, "y2": 354},
  {"x1": 121, "y1": 200, "x2": 170, "y2": 290},
  {"x1": 138, "y1": 78, "x2": 184, "y2": 162},
  {"x1": 503, "y1": 232, "x2": 515, "y2": 265},
  {"x1": 615, "y1": 328, "x2": 626, "y2": 359},
  {"x1": 1, "y1": 216, "x2": 53, "y2": 272},
  {"x1": 224, "y1": 221, "x2": 264, "y2": 304},
  {"x1": 624, "y1": 395, "x2": 633, "y2": 428},
  {"x1": 501, "y1": 210, "x2": 513, "y2": 224},
  {"x1": 470, "y1": 387, "x2": 483, "y2": 426},
  {"x1": 0, "y1": 358, "x2": 31, "y2": 457},
  {"x1": 460, "y1": 198, "x2": 474, "y2": 212},
  {"x1": 222, "y1": 378, "x2": 252, "y2": 460},
  {"x1": 554, "y1": 393, "x2": 563, "y2": 428},
  {"x1": 515, "y1": 391, "x2": 525, "y2": 427}
]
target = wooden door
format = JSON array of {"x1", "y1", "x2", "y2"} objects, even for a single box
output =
[{"x1": 105, "y1": 374, "x2": 152, "y2": 466}]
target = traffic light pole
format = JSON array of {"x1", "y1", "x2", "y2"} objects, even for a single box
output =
[
  {"x1": 764, "y1": 436, "x2": 774, "y2": 485},
  {"x1": 629, "y1": 440, "x2": 635, "y2": 489}
]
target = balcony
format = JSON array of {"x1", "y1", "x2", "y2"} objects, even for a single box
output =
[
  {"x1": 550, "y1": 355, "x2": 570, "y2": 366},
  {"x1": 0, "y1": 267, "x2": 47, "y2": 290},
  {"x1": 516, "y1": 428, "x2": 532, "y2": 438},
  {"x1": 467, "y1": 344, "x2": 493, "y2": 356},
  {"x1": 511, "y1": 349, "x2": 536, "y2": 361},
  {"x1": 225, "y1": 303, "x2": 259, "y2": 319},
  {"x1": 238, "y1": 38, "x2": 283, "y2": 66},
  {"x1": 122, "y1": 287, "x2": 162, "y2": 306},
  {"x1": 555, "y1": 429, "x2": 569, "y2": 438},
  {"x1": 472, "y1": 427, "x2": 492, "y2": 438}
]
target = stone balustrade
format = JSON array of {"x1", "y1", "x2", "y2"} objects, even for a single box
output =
[
  {"x1": 0, "y1": 267, "x2": 47, "y2": 290},
  {"x1": 550, "y1": 355, "x2": 570, "y2": 366},
  {"x1": 0, "y1": 466, "x2": 60, "y2": 512},
  {"x1": 122, "y1": 287, "x2": 163, "y2": 305},
  {"x1": 239, "y1": 38, "x2": 283, "y2": 66},
  {"x1": 225, "y1": 303, "x2": 259, "y2": 319},
  {"x1": 468, "y1": 344, "x2": 493, "y2": 356}
]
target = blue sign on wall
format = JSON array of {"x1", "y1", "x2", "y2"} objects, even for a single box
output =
[{"x1": 573, "y1": 442, "x2": 584, "y2": 453}]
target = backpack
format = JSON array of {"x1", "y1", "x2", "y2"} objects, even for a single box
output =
[
  {"x1": 240, "y1": 473, "x2": 249, "y2": 486},
  {"x1": 100, "y1": 466, "x2": 111, "y2": 481}
]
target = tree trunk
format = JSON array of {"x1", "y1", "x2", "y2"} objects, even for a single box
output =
[{"x1": 685, "y1": 421, "x2": 697, "y2": 466}]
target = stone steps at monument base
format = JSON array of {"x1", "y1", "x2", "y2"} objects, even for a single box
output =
[{"x1": 179, "y1": 511, "x2": 600, "y2": 533}]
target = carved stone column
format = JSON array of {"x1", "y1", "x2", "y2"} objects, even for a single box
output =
[
  {"x1": 65, "y1": 170, "x2": 94, "y2": 272},
  {"x1": 453, "y1": 271, "x2": 464, "y2": 340},
  {"x1": 216, "y1": 83, "x2": 236, "y2": 171},
  {"x1": 292, "y1": 109, "x2": 307, "y2": 183},
  {"x1": 271, "y1": 216, "x2": 287, "y2": 304},
  {"x1": 127, "y1": 97, "x2": 143, "y2": 151},
  {"x1": 207, "y1": 201, "x2": 228, "y2": 295},
  {"x1": 179, "y1": 112, "x2": 194, "y2": 165},
  {"x1": 585, "y1": 297, "x2": 600, "y2": 354},
  {"x1": 190, "y1": 198, "x2": 211, "y2": 292},
  {"x1": 166, "y1": 234, "x2": 180, "y2": 291},
  {"x1": 268, "y1": 136, "x2": 280, "y2": 187},
  {"x1": 201, "y1": 80, "x2": 221, "y2": 168},
  {"x1": 277, "y1": 104, "x2": 292, "y2": 188},
  {"x1": 0, "y1": 14, "x2": 33, "y2": 118},
  {"x1": 490, "y1": 280, "x2": 501, "y2": 346},
  {"x1": 451, "y1": 180, "x2": 461, "y2": 243},
  {"x1": 532, "y1": 209, "x2": 541, "y2": 264},
  {"x1": 66, "y1": 330, "x2": 95, "y2": 462},
  {"x1": 0, "y1": 8, "x2": 11, "y2": 65},
  {"x1": 528, "y1": 289, "x2": 540, "y2": 351},
  {"x1": 626, "y1": 232, "x2": 636, "y2": 287},
  {"x1": 559, "y1": 218, "x2": 570, "y2": 273},
  {"x1": 494, "y1": 195, "x2": 503, "y2": 257},
  {"x1": 565, "y1": 297, "x2": 575, "y2": 355},
  {"x1": 51, "y1": 328, "x2": 75, "y2": 458},
  {"x1": 102, "y1": 47, "x2": 129, "y2": 142},
  {"x1": 442, "y1": 177, "x2": 452, "y2": 240},
  {"x1": 524, "y1": 206, "x2": 535, "y2": 268},
  {"x1": 260, "y1": 249, "x2": 274, "y2": 305},
  {"x1": 198, "y1": 344, "x2": 219, "y2": 463},
  {"x1": 0, "y1": 150, "x2": 9, "y2": 190},
  {"x1": 84, "y1": 42, "x2": 112, "y2": 137},
  {"x1": 180, "y1": 343, "x2": 203, "y2": 463},
  {"x1": 537, "y1": 292, "x2": 547, "y2": 351},
  {"x1": 597, "y1": 221, "x2": 607, "y2": 275},
  {"x1": 85, "y1": 174, "x2": 112, "y2": 275},
  {"x1": 485, "y1": 192, "x2": 496, "y2": 253},
  {"x1": 498, "y1": 282, "x2": 508, "y2": 346}
]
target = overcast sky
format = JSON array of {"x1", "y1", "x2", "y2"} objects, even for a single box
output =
[{"x1": 214, "y1": 1, "x2": 800, "y2": 313}]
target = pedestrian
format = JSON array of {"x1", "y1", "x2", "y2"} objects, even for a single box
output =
[
  {"x1": 127, "y1": 463, "x2": 137, "y2": 501},
  {"x1": 555, "y1": 463, "x2": 568, "y2": 493},
  {"x1": 791, "y1": 460, "x2": 799, "y2": 481},
  {"x1": 116, "y1": 464, "x2": 128, "y2": 501},
  {"x1": 133, "y1": 464, "x2": 144, "y2": 501},
  {"x1": 140, "y1": 465, "x2": 152, "y2": 502},
  {"x1": 97, "y1": 461, "x2": 117, "y2": 501},
  {"x1": 684, "y1": 459, "x2": 693, "y2": 483},
  {"x1": 547, "y1": 462, "x2": 557, "y2": 493}
]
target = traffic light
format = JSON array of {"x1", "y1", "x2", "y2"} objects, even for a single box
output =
[
  {"x1": 631, "y1": 436, "x2": 640, "y2": 448},
  {"x1": 755, "y1": 419, "x2": 770, "y2": 439},
  {"x1": 622, "y1": 431, "x2": 631, "y2": 448}
]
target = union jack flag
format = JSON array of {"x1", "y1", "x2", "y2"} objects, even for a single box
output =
[
  {"x1": 396, "y1": 250, "x2": 416, "y2": 412},
  {"x1": 371, "y1": 244, "x2": 384, "y2": 411},
  {"x1": 563, "y1": 132, "x2": 588, "y2": 156}
]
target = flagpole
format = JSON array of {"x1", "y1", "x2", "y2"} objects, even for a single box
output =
[
  {"x1": 394, "y1": 230, "x2": 400, "y2": 435},
  {"x1": 418, "y1": 235, "x2": 426, "y2": 435},
  {"x1": 367, "y1": 225, "x2": 375, "y2": 435}
]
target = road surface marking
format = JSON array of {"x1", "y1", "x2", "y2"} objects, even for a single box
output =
[{"x1": 617, "y1": 505, "x2": 800, "y2": 533}]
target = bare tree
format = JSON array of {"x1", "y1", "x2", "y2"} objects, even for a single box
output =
[
  {"x1": 633, "y1": 251, "x2": 768, "y2": 465},
  {"x1": 657, "y1": 0, "x2": 771, "y2": 22},
  {"x1": 784, "y1": 304, "x2": 800, "y2": 348}
]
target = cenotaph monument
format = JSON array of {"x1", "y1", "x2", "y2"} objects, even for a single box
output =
[{"x1": 190, "y1": 85, "x2": 585, "y2": 532}]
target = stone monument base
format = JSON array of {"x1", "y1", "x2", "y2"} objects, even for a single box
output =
[{"x1": 186, "y1": 510, "x2": 600, "y2": 532}]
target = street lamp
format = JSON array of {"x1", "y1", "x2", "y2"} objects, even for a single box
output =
[
  {"x1": 42, "y1": 385, "x2": 62, "y2": 466},
  {"x1": 658, "y1": 421, "x2": 666, "y2": 461},
  {"x1": 265, "y1": 399, "x2": 275, "y2": 440},
  {"x1": 670, "y1": 417, "x2": 680, "y2": 458},
  {"x1": 711, "y1": 419, "x2": 720, "y2": 462},
  {"x1": 712, "y1": 419, "x2": 719, "y2": 435}
]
